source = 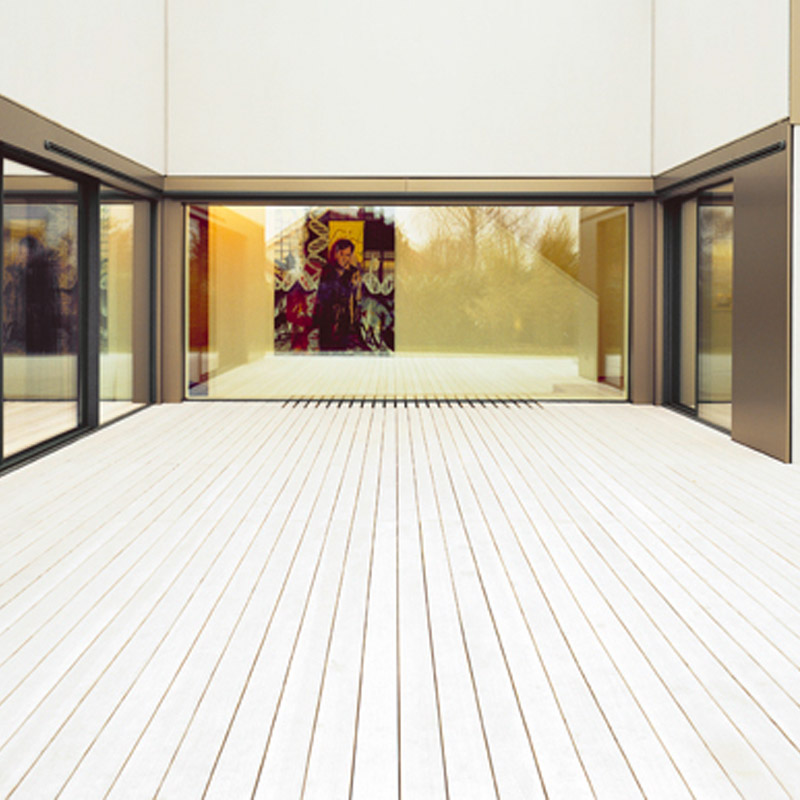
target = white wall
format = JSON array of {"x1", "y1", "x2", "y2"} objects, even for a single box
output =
[
  {"x1": 0, "y1": 2, "x2": 792, "y2": 179},
  {"x1": 653, "y1": 0, "x2": 789, "y2": 174},
  {"x1": 167, "y1": 0, "x2": 652, "y2": 176},
  {"x1": 0, "y1": 1, "x2": 166, "y2": 173}
]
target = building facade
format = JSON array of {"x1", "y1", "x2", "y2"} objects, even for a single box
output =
[{"x1": 1, "y1": 0, "x2": 799, "y2": 465}]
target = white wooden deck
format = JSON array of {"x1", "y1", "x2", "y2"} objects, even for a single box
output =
[{"x1": 1, "y1": 401, "x2": 800, "y2": 799}]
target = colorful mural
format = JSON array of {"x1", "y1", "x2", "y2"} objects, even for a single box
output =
[{"x1": 273, "y1": 208, "x2": 394, "y2": 353}]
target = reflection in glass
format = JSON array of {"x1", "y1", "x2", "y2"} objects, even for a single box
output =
[
  {"x1": 187, "y1": 205, "x2": 273, "y2": 396},
  {"x1": 2, "y1": 162, "x2": 80, "y2": 456},
  {"x1": 100, "y1": 195, "x2": 148, "y2": 423},
  {"x1": 396, "y1": 206, "x2": 628, "y2": 386},
  {"x1": 678, "y1": 200, "x2": 698, "y2": 409},
  {"x1": 185, "y1": 204, "x2": 628, "y2": 401},
  {"x1": 697, "y1": 195, "x2": 733, "y2": 430}
]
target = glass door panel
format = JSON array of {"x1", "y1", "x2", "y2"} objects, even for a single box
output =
[
  {"x1": 99, "y1": 190, "x2": 150, "y2": 424},
  {"x1": 2, "y1": 161, "x2": 80, "y2": 456},
  {"x1": 678, "y1": 199, "x2": 697, "y2": 409},
  {"x1": 697, "y1": 189, "x2": 733, "y2": 430}
]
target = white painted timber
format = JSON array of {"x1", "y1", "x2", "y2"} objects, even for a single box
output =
[{"x1": 1, "y1": 402, "x2": 800, "y2": 798}]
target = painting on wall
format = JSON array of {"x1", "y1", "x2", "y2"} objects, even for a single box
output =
[{"x1": 273, "y1": 208, "x2": 394, "y2": 353}]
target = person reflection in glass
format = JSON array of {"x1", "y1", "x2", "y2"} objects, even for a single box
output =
[
  {"x1": 19, "y1": 235, "x2": 60, "y2": 354},
  {"x1": 312, "y1": 238, "x2": 363, "y2": 351}
]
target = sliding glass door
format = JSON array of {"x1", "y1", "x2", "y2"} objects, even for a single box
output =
[
  {"x1": 669, "y1": 182, "x2": 733, "y2": 431},
  {"x1": 99, "y1": 190, "x2": 151, "y2": 424},
  {"x1": 697, "y1": 189, "x2": 733, "y2": 429},
  {"x1": 2, "y1": 161, "x2": 81, "y2": 456},
  {"x1": 0, "y1": 154, "x2": 153, "y2": 467}
]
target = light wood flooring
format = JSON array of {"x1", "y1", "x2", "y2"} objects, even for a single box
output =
[
  {"x1": 1, "y1": 401, "x2": 800, "y2": 799},
  {"x1": 192, "y1": 354, "x2": 626, "y2": 401}
]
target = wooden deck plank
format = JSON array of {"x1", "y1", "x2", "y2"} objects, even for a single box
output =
[
  {"x1": 528, "y1": 407, "x2": 800, "y2": 741},
  {"x1": 0, "y1": 403, "x2": 221, "y2": 532},
  {"x1": 442, "y1": 405, "x2": 601, "y2": 800},
  {"x1": 540, "y1": 406, "x2": 800, "y2": 638},
  {"x1": 345, "y1": 408, "x2": 401, "y2": 800},
  {"x1": 498, "y1": 404, "x2": 793, "y2": 798},
  {"x1": 394, "y1": 404, "x2": 449, "y2": 799},
  {"x1": 0, "y1": 404, "x2": 269, "y2": 696},
  {"x1": 408, "y1": 406, "x2": 499, "y2": 799},
  {"x1": 252, "y1": 407, "x2": 377, "y2": 799},
  {"x1": 480, "y1": 404, "x2": 737, "y2": 799},
  {"x1": 194, "y1": 404, "x2": 356, "y2": 799},
  {"x1": 555, "y1": 405, "x2": 800, "y2": 559},
  {"x1": 427, "y1": 405, "x2": 547, "y2": 800},
  {"x1": 1, "y1": 402, "x2": 800, "y2": 798},
  {"x1": 0, "y1": 406, "x2": 266, "y2": 721},
  {"x1": 152, "y1": 405, "x2": 349, "y2": 800},
  {"x1": 55, "y1": 403, "x2": 324, "y2": 799},
  {"x1": 0, "y1": 405, "x2": 293, "y2": 798},
  {"x1": 0, "y1": 404, "x2": 232, "y2": 590},
  {"x1": 298, "y1": 412, "x2": 386, "y2": 800}
]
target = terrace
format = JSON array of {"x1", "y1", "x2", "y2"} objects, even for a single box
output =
[{"x1": 1, "y1": 401, "x2": 799, "y2": 799}]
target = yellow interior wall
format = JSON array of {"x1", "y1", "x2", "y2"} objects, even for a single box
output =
[{"x1": 209, "y1": 206, "x2": 271, "y2": 378}]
